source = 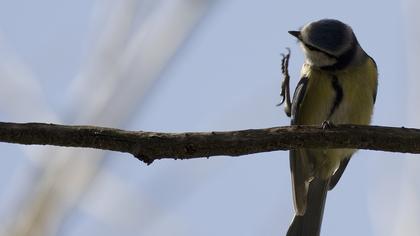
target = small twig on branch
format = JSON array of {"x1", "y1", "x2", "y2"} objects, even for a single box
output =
[{"x1": 0, "y1": 122, "x2": 418, "y2": 164}]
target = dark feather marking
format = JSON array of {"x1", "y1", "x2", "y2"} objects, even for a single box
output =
[
  {"x1": 291, "y1": 77, "x2": 309, "y2": 125},
  {"x1": 369, "y1": 55, "x2": 378, "y2": 104},
  {"x1": 328, "y1": 75, "x2": 343, "y2": 119}
]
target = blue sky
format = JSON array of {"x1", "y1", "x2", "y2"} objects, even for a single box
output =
[{"x1": 0, "y1": 1, "x2": 416, "y2": 236}]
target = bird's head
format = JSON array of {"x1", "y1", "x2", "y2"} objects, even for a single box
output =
[{"x1": 289, "y1": 19, "x2": 361, "y2": 68}]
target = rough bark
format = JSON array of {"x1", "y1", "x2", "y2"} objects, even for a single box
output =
[{"x1": 0, "y1": 122, "x2": 417, "y2": 164}]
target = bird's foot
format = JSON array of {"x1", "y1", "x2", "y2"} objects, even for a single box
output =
[
  {"x1": 321, "y1": 120, "x2": 336, "y2": 129},
  {"x1": 279, "y1": 48, "x2": 292, "y2": 117}
]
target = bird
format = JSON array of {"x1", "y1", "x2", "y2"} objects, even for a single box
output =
[{"x1": 285, "y1": 19, "x2": 378, "y2": 236}]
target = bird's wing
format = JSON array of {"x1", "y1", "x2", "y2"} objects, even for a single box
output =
[
  {"x1": 290, "y1": 77, "x2": 308, "y2": 125},
  {"x1": 288, "y1": 76, "x2": 331, "y2": 234},
  {"x1": 289, "y1": 76, "x2": 311, "y2": 215},
  {"x1": 288, "y1": 72, "x2": 333, "y2": 235},
  {"x1": 328, "y1": 157, "x2": 350, "y2": 190}
]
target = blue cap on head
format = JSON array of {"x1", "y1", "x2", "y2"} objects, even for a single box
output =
[
  {"x1": 304, "y1": 19, "x2": 353, "y2": 54},
  {"x1": 289, "y1": 19, "x2": 363, "y2": 69},
  {"x1": 290, "y1": 19, "x2": 357, "y2": 57}
]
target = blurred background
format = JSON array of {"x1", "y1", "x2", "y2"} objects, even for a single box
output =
[{"x1": 0, "y1": 0, "x2": 417, "y2": 235}]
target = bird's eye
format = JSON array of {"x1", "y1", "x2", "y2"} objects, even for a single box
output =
[
  {"x1": 303, "y1": 43, "x2": 337, "y2": 59},
  {"x1": 304, "y1": 43, "x2": 321, "y2": 52}
]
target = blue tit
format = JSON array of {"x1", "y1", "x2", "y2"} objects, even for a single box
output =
[{"x1": 285, "y1": 19, "x2": 378, "y2": 236}]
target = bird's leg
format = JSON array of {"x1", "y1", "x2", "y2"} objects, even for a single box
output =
[{"x1": 278, "y1": 48, "x2": 292, "y2": 117}]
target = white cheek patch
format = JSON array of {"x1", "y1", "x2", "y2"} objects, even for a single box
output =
[{"x1": 301, "y1": 45, "x2": 337, "y2": 67}]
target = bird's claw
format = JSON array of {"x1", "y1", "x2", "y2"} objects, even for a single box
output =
[
  {"x1": 321, "y1": 120, "x2": 336, "y2": 129},
  {"x1": 279, "y1": 48, "x2": 292, "y2": 116}
]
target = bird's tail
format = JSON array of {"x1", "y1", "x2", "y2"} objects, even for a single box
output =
[{"x1": 286, "y1": 178, "x2": 330, "y2": 236}]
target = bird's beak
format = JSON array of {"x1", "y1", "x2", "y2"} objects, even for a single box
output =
[{"x1": 288, "y1": 31, "x2": 301, "y2": 40}]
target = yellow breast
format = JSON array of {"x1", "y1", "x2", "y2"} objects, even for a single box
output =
[
  {"x1": 295, "y1": 57, "x2": 377, "y2": 179},
  {"x1": 296, "y1": 58, "x2": 377, "y2": 125}
]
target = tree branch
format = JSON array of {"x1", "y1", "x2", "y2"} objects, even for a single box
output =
[{"x1": 0, "y1": 122, "x2": 417, "y2": 164}]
